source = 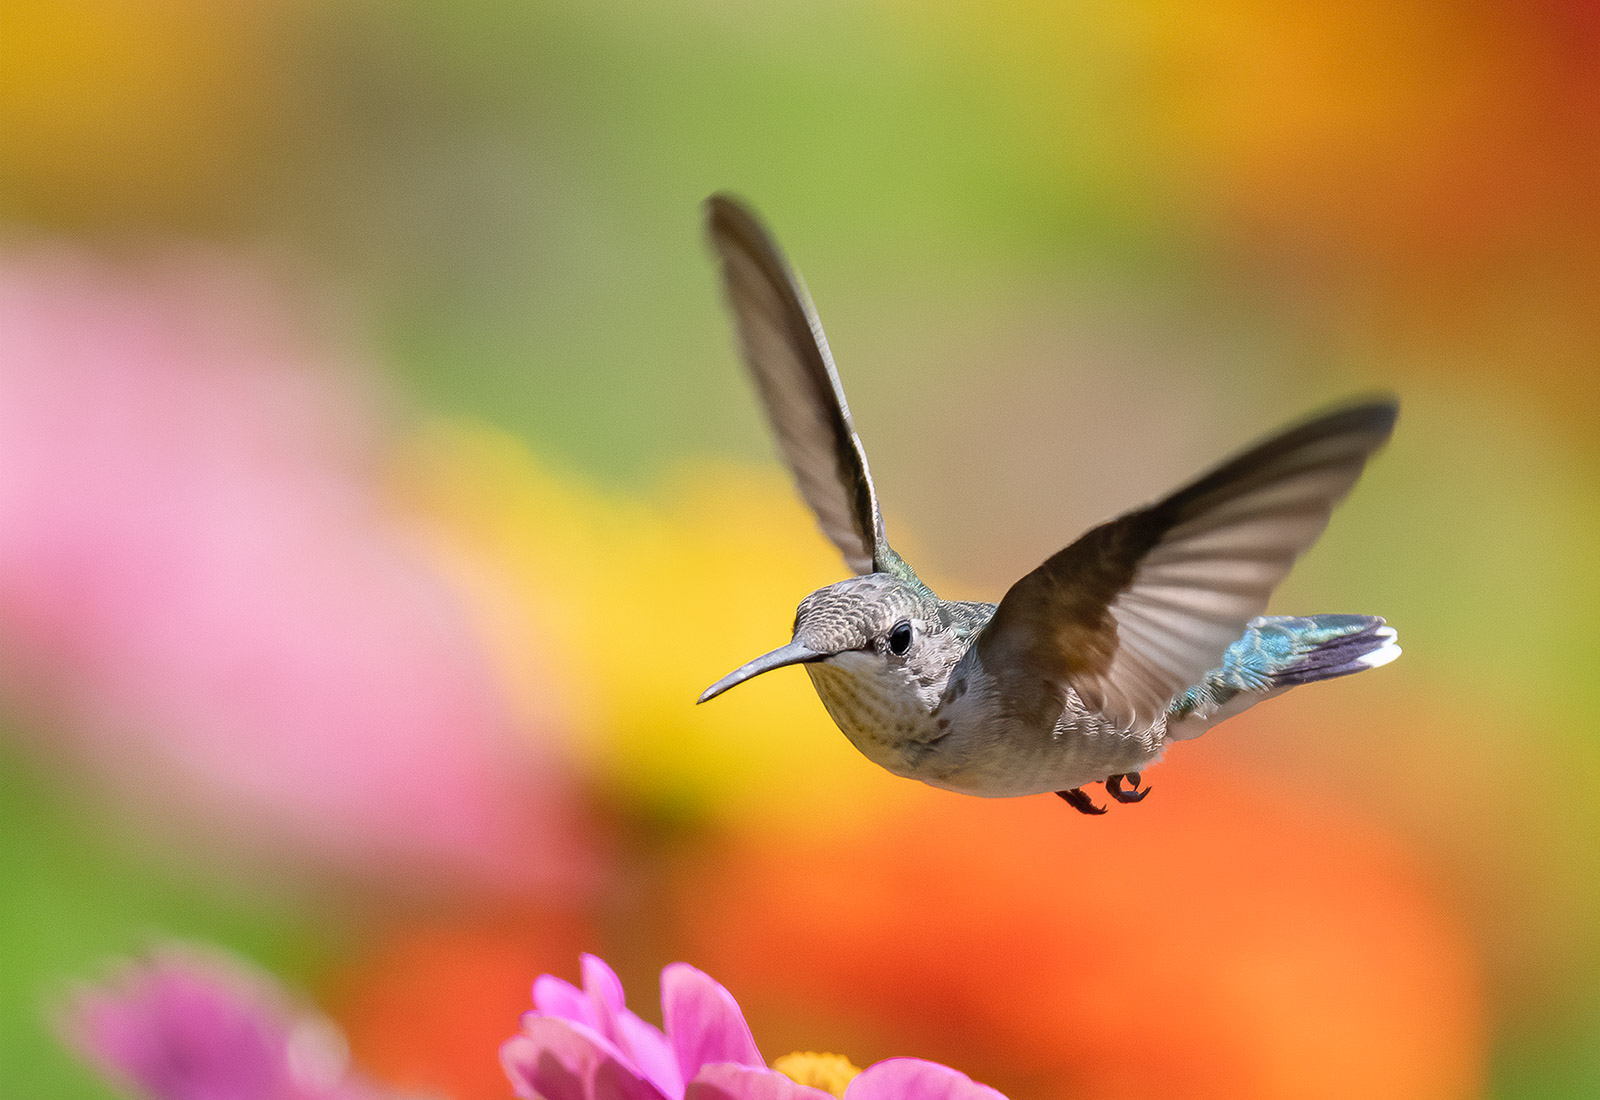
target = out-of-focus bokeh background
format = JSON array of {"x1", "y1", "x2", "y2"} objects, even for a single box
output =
[{"x1": 3, "y1": 1, "x2": 1597, "y2": 1097}]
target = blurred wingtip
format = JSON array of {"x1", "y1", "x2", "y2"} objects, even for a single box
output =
[
  {"x1": 704, "y1": 191, "x2": 761, "y2": 239},
  {"x1": 1325, "y1": 393, "x2": 1401, "y2": 439}
]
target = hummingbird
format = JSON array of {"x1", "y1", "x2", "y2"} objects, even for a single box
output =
[{"x1": 696, "y1": 194, "x2": 1400, "y2": 813}]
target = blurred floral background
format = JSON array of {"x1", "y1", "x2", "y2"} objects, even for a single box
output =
[{"x1": 2, "y1": 1, "x2": 1597, "y2": 1097}]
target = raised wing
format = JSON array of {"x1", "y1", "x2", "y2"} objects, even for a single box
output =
[
  {"x1": 705, "y1": 194, "x2": 891, "y2": 576},
  {"x1": 975, "y1": 400, "x2": 1398, "y2": 733}
]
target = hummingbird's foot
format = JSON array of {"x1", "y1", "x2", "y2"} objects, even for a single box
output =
[
  {"x1": 1105, "y1": 772, "x2": 1151, "y2": 803},
  {"x1": 1055, "y1": 787, "x2": 1107, "y2": 815}
]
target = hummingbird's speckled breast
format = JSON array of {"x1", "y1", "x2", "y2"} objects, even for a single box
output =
[{"x1": 805, "y1": 653, "x2": 949, "y2": 780}]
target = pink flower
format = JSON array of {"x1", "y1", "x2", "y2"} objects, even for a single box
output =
[
  {"x1": 0, "y1": 250, "x2": 584, "y2": 889},
  {"x1": 501, "y1": 955, "x2": 1006, "y2": 1100},
  {"x1": 65, "y1": 945, "x2": 401, "y2": 1100}
]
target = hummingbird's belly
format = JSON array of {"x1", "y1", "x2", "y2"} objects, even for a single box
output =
[
  {"x1": 806, "y1": 659, "x2": 1161, "y2": 797},
  {"x1": 917, "y1": 715, "x2": 1163, "y2": 798}
]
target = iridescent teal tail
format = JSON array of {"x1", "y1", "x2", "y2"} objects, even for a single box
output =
[{"x1": 1166, "y1": 615, "x2": 1399, "y2": 739}]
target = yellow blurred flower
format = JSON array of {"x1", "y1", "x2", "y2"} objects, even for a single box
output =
[
  {"x1": 0, "y1": 0, "x2": 301, "y2": 229},
  {"x1": 394, "y1": 419, "x2": 919, "y2": 829},
  {"x1": 773, "y1": 1051, "x2": 862, "y2": 1097}
]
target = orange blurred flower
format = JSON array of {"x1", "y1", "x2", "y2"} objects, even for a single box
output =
[
  {"x1": 891, "y1": 0, "x2": 1600, "y2": 418},
  {"x1": 325, "y1": 906, "x2": 594, "y2": 1100},
  {"x1": 671, "y1": 754, "x2": 1484, "y2": 1100}
]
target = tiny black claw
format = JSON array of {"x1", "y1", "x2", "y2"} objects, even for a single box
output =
[
  {"x1": 1105, "y1": 772, "x2": 1151, "y2": 803},
  {"x1": 1055, "y1": 787, "x2": 1107, "y2": 815}
]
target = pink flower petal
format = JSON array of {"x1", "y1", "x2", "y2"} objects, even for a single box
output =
[
  {"x1": 582, "y1": 954, "x2": 628, "y2": 1019},
  {"x1": 686, "y1": 1063, "x2": 835, "y2": 1100},
  {"x1": 71, "y1": 972, "x2": 283, "y2": 1100},
  {"x1": 557, "y1": 955, "x2": 682, "y2": 1099},
  {"x1": 615, "y1": 1009, "x2": 686, "y2": 1100},
  {"x1": 502, "y1": 1016, "x2": 667, "y2": 1100},
  {"x1": 846, "y1": 1059, "x2": 1008, "y2": 1100},
  {"x1": 534, "y1": 975, "x2": 596, "y2": 1029},
  {"x1": 660, "y1": 963, "x2": 764, "y2": 1081},
  {"x1": 524, "y1": 959, "x2": 682, "y2": 1098},
  {"x1": 65, "y1": 945, "x2": 394, "y2": 1100}
]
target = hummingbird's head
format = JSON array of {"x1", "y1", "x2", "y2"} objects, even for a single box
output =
[{"x1": 698, "y1": 573, "x2": 945, "y2": 703}]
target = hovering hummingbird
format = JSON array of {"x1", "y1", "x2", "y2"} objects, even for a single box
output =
[{"x1": 697, "y1": 194, "x2": 1400, "y2": 813}]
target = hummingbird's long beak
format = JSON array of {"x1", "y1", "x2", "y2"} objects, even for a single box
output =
[{"x1": 698, "y1": 641, "x2": 824, "y2": 703}]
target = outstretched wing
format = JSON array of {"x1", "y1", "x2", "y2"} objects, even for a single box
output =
[
  {"x1": 705, "y1": 194, "x2": 891, "y2": 576},
  {"x1": 975, "y1": 400, "x2": 1398, "y2": 733}
]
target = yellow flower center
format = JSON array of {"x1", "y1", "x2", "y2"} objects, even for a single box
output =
[{"x1": 772, "y1": 1051, "x2": 862, "y2": 1098}]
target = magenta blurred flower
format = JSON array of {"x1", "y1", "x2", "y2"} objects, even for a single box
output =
[
  {"x1": 0, "y1": 249, "x2": 584, "y2": 889},
  {"x1": 501, "y1": 955, "x2": 1006, "y2": 1100},
  {"x1": 66, "y1": 945, "x2": 400, "y2": 1100}
]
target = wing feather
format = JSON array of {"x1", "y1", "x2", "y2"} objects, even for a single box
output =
[
  {"x1": 705, "y1": 194, "x2": 889, "y2": 575},
  {"x1": 976, "y1": 400, "x2": 1397, "y2": 732}
]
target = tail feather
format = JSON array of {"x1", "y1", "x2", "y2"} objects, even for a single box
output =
[
  {"x1": 1257, "y1": 615, "x2": 1401, "y2": 686},
  {"x1": 1165, "y1": 614, "x2": 1399, "y2": 740}
]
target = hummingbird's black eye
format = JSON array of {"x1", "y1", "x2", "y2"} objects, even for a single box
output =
[{"x1": 888, "y1": 620, "x2": 914, "y2": 656}]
